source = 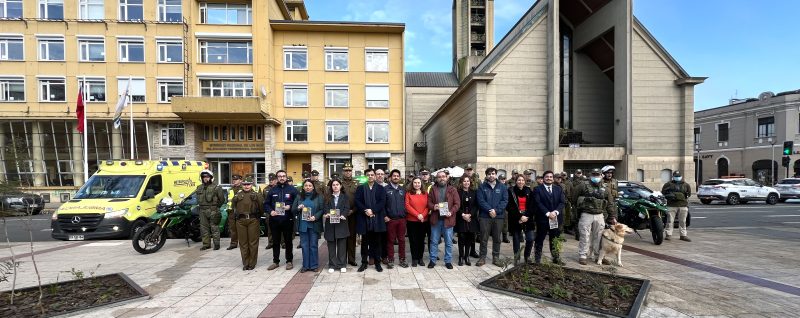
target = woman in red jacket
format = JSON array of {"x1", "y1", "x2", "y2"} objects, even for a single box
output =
[{"x1": 405, "y1": 177, "x2": 429, "y2": 267}]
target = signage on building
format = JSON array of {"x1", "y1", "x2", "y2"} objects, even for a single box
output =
[
  {"x1": 202, "y1": 142, "x2": 263, "y2": 153},
  {"x1": 701, "y1": 155, "x2": 713, "y2": 159}
]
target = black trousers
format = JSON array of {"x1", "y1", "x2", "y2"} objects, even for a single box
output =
[
  {"x1": 270, "y1": 219, "x2": 294, "y2": 263},
  {"x1": 360, "y1": 231, "x2": 383, "y2": 264},
  {"x1": 406, "y1": 221, "x2": 428, "y2": 261},
  {"x1": 534, "y1": 223, "x2": 561, "y2": 261},
  {"x1": 457, "y1": 232, "x2": 475, "y2": 259}
]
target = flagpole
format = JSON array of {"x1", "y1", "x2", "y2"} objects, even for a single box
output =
[
  {"x1": 82, "y1": 77, "x2": 89, "y2": 182},
  {"x1": 129, "y1": 76, "x2": 134, "y2": 160}
]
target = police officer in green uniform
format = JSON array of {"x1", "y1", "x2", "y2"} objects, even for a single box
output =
[
  {"x1": 601, "y1": 165, "x2": 619, "y2": 212},
  {"x1": 226, "y1": 174, "x2": 244, "y2": 250},
  {"x1": 311, "y1": 170, "x2": 326, "y2": 196},
  {"x1": 232, "y1": 176, "x2": 264, "y2": 270},
  {"x1": 524, "y1": 169, "x2": 535, "y2": 187},
  {"x1": 196, "y1": 169, "x2": 227, "y2": 250},
  {"x1": 507, "y1": 169, "x2": 518, "y2": 187},
  {"x1": 340, "y1": 162, "x2": 360, "y2": 266},
  {"x1": 419, "y1": 168, "x2": 432, "y2": 192},
  {"x1": 556, "y1": 172, "x2": 575, "y2": 235},
  {"x1": 575, "y1": 168, "x2": 616, "y2": 265}
]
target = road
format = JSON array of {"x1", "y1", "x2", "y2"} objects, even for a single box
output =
[{"x1": 1, "y1": 202, "x2": 798, "y2": 242}]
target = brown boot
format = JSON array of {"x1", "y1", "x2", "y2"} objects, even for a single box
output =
[
  {"x1": 267, "y1": 263, "x2": 279, "y2": 270},
  {"x1": 286, "y1": 262, "x2": 294, "y2": 270},
  {"x1": 476, "y1": 258, "x2": 486, "y2": 266}
]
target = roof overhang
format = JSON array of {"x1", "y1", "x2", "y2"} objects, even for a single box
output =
[{"x1": 270, "y1": 20, "x2": 405, "y2": 33}]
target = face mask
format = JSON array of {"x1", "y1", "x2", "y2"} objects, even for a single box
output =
[
  {"x1": 673, "y1": 177, "x2": 682, "y2": 182},
  {"x1": 590, "y1": 177, "x2": 602, "y2": 183}
]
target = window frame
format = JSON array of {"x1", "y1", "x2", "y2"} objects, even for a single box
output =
[
  {"x1": 156, "y1": 39, "x2": 183, "y2": 63},
  {"x1": 0, "y1": 77, "x2": 25, "y2": 102},
  {"x1": 365, "y1": 84, "x2": 390, "y2": 108},
  {"x1": 117, "y1": 38, "x2": 145, "y2": 63},
  {"x1": 199, "y1": 40, "x2": 253, "y2": 64},
  {"x1": 78, "y1": 77, "x2": 106, "y2": 102},
  {"x1": 716, "y1": 123, "x2": 729, "y2": 142},
  {"x1": 199, "y1": 2, "x2": 252, "y2": 25},
  {"x1": 157, "y1": 80, "x2": 183, "y2": 103},
  {"x1": 78, "y1": 37, "x2": 105, "y2": 62},
  {"x1": 157, "y1": 0, "x2": 182, "y2": 22},
  {"x1": 38, "y1": 37, "x2": 65, "y2": 61},
  {"x1": 757, "y1": 116, "x2": 775, "y2": 138},
  {"x1": 283, "y1": 46, "x2": 308, "y2": 70},
  {"x1": 0, "y1": 36, "x2": 24, "y2": 61},
  {"x1": 285, "y1": 119, "x2": 308, "y2": 142},
  {"x1": 39, "y1": 0, "x2": 64, "y2": 20},
  {"x1": 283, "y1": 84, "x2": 308, "y2": 107},
  {"x1": 366, "y1": 121, "x2": 390, "y2": 144},
  {"x1": 161, "y1": 122, "x2": 185, "y2": 146},
  {"x1": 38, "y1": 78, "x2": 66, "y2": 102},
  {"x1": 198, "y1": 78, "x2": 254, "y2": 97},
  {"x1": 325, "y1": 48, "x2": 349, "y2": 71},
  {"x1": 117, "y1": 77, "x2": 146, "y2": 103},
  {"x1": 1, "y1": 0, "x2": 23, "y2": 19},
  {"x1": 119, "y1": 0, "x2": 144, "y2": 21},
  {"x1": 325, "y1": 85, "x2": 349, "y2": 108},
  {"x1": 78, "y1": 0, "x2": 104, "y2": 20},
  {"x1": 325, "y1": 120, "x2": 349, "y2": 143},
  {"x1": 365, "y1": 48, "x2": 389, "y2": 72}
]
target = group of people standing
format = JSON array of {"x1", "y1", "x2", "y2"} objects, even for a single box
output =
[{"x1": 194, "y1": 162, "x2": 691, "y2": 273}]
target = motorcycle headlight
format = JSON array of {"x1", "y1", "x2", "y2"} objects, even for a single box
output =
[{"x1": 105, "y1": 208, "x2": 129, "y2": 218}]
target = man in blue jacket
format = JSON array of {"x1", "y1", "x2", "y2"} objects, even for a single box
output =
[
  {"x1": 531, "y1": 171, "x2": 566, "y2": 265},
  {"x1": 476, "y1": 167, "x2": 508, "y2": 267},
  {"x1": 355, "y1": 168, "x2": 387, "y2": 272},
  {"x1": 264, "y1": 170, "x2": 298, "y2": 271}
]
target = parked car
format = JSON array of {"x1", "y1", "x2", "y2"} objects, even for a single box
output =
[
  {"x1": 697, "y1": 178, "x2": 780, "y2": 205},
  {"x1": 774, "y1": 178, "x2": 800, "y2": 202},
  {"x1": 0, "y1": 192, "x2": 44, "y2": 215}
]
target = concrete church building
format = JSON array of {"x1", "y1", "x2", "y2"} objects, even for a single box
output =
[{"x1": 407, "y1": 0, "x2": 705, "y2": 189}]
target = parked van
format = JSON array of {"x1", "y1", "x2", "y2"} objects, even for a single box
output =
[{"x1": 51, "y1": 160, "x2": 207, "y2": 240}]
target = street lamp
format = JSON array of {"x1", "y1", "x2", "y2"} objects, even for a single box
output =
[
  {"x1": 695, "y1": 144, "x2": 702, "y2": 190},
  {"x1": 769, "y1": 138, "x2": 776, "y2": 186}
]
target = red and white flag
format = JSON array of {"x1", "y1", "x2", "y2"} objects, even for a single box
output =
[{"x1": 76, "y1": 84, "x2": 85, "y2": 133}]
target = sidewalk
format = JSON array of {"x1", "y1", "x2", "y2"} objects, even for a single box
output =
[{"x1": 1, "y1": 226, "x2": 799, "y2": 317}]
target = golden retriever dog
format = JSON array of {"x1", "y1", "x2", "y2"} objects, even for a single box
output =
[{"x1": 596, "y1": 223, "x2": 634, "y2": 267}]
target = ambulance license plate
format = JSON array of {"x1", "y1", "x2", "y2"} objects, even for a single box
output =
[{"x1": 68, "y1": 235, "x2": 84, "y2": 241}]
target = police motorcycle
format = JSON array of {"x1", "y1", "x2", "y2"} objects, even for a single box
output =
[
  {"x1": 615, "y1": 185, "x2": 669, "y2": 245},
  {"x1": 132, "y1": 192, "x2": 202, "y2": 254}
]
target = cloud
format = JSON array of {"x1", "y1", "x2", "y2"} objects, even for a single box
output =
[{"x1": 405, "y1": 45, "x2": 423, "y2": 68}]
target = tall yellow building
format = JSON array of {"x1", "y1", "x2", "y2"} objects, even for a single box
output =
[{"x1": 0, "y1": 0, "x2": 404, "y2": 196}]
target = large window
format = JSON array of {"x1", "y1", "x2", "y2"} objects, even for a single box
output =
[
  {"x1": 157, "y1": 39, "x2": 182, "y2": 63},
  {"x1": 0, "y1": 36, "x2": 23, "y2": 61},
  {"x1": 199, "y1": 79, "x2": 253, "y2": 97},
  {"x1": 39, "y1": 78, "x2": 66, "y2": 102},
  {"x1": 157, "y1": 80, "x2": 183, "y2": 103},
  {"x1": 325, "y1": 49, "x2": 349, "y2": 71},
  {"x1": 327, "y1": 158, "x2": 347, "y2": 178},
  {"x1": 39, "y1": 0, "x2": 64, "y2": 20},
  {"x1": 38, "y1": 38, "x2": 64, "y2": 61},
  {"x1": 78, "y1": 78, "x2": 106, "y2": 102},
  {"x1": 285, "y1": 120, "x2": 308, "y2": 142},
  {"x1": 0, "y1": 77, "x2": 24, "y2": 102},
  {"x1": 367, "y1": 158, "x2": 389, "y2": 172},
  {"x1": 119, "y1": 0, "x2": 143, "y2": 21},
  {"x1": 79, "y1": 0, "x2": 104, "y2": 19},
  {"x1": 366, "y1": 121, "x2": 389, "y2": 143},
  {"x1": 283, "y1": 47, "x2": 307, "y2": 70},
  {"x1": 1, "y1": 0, "x2": 23, "y2": 19},
  {"x1": 717, "y1": 123, "x2": 728, "y2": 142},
  {"x1": 118, "y1": 78, "x2": 145, "y2": 102},
  {"x1": 365, "y1": 49, "x2": 388, "y2": 72},
  {"x1": 200, "y1": 41, "x2": 252, "y2": 64},
  {"x1": 284, "y1": 85, "x2": 308, "y2": 107},
  {"x1": 118, "y1": 39, "x2": 144, "y2": 62},
  {"x1": 757, "y1": 117, "x2": 775, "y2": 138},
  {"x1": 78, "y1": 37, "x2": 105, "y2": 62},
  {"x1": 161, "y1": 123, "x2": 184, "y2": 146},
  {"x1": 365, "y1": 85, "x2": 389, "y2": 107},
  {"x1": 157, "y1": 0, "x2": 181, "y2": 22},
  {"x1": 325, "y1": 85, "x2": 348, "y2": 107},
  {"x1": 326, "y1": 121, "x2": 349, "y2": 143},
  {"x1": 200, "y1": 3, "x2": 251, "y2": 25}
]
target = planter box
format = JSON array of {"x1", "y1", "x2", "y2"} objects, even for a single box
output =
[{"x1": 479, "y1": 265, "x2": 650, "y2": 318}]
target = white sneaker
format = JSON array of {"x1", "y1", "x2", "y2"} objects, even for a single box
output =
[
  {"x1": 340, "y1": 267, "x2": 347, "y2": 273},
  {"x1": 328, "y1": 268, "x2": 334, "y2": 273}
]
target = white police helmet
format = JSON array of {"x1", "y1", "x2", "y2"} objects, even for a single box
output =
[{"x1": 601, "y1": 165, "x2": 616, "y2": 173}]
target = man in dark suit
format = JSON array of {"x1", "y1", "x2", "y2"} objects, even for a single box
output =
[
  {"x1": 354, "y1": 168, "x2": 387, "y2": 272},
  {"x1": 530, "y1": 170, "x2": 566, "y2": 265}
]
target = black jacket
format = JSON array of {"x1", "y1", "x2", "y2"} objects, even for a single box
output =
[
  {"x1": 455, "y1": 188, "x2": 479, "y2": 233},
  {"x1": 507, "y1": 185, "x2": 534, "y2": 232},
  {"x1": 323, "y1": 192, "x2": 351, "y2": 241}
]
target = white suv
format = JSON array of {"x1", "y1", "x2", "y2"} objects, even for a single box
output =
[{"x1": 698, "y1": 178, "x2": 780, "y2": 205}]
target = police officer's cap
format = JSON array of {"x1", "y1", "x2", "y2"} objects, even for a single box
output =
[
  {"x1": 524, "y1": 169, "x2": 533, "y2": 175},
  {"x1": 673, "y1": 171, "x2": 681, "y2": 177},
  {"x1": 575, "y1": 169, "x2": 583, "y2": 174},
  {"x1": 420, "y1": 168, "x2": 430, "y2": 174},
  {"x1": 232, "y1": 174, "x2": 242, "y2": 180},
  {"x1": 465, "y1": 164, "x2": 473, "y2": 170},
  {"x1": 242, "y1": 176, "x2": 254, "y2": 184},
  {"x1": 287, "y1": 176, "x2": 294, "y2": 182},
  {"x1": 311, "y1": 170, "x2": 319, "y2": 176},
  {"x1": 590, "y1": 168, "x2": 602, "y2": 175},
  {"x1": 268, "y1": 173, "x2": 277, "y2": 180},
  {"x1": 343, "y1": 162, "x2": 353, "y2": 171},
  {"x1": 512, "y1": 169, "x2": 518, "y2": 174},
  {"x1": 302, "y1": 171, "x2": 310, "y2": 178},
  {"x1": 499, "y1": 174, "x2": 507, "y2": 180},
  {"x1": 332, "y1": 173, "x2": 341, "y2": 179}
]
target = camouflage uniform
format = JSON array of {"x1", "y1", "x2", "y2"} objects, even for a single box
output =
[
  {"x1": 575, "y1": 171, "x2": 615, "y2": 261},
  {"x1": 197, "y1": 172, "x2": 227, "y2": 250}
]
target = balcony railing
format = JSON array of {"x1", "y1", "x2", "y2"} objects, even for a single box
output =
[
  {"x1": 471, "y1": 0, "x2": 486, "y2": 7},
  {"x1": 471, "y1": 15, "x2": 485, "y2": 24},
  {"x1": 471, "y1": 33, "x2": 486, "y2": 41}
]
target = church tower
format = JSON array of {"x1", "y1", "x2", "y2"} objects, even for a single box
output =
[{"x1": 452, "y1": 0, "x2": 495, "y2": 81}]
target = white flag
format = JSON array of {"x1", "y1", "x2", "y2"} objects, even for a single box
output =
[{"x1": 113, "y1": 78, "x2": 131, "y2": 129}]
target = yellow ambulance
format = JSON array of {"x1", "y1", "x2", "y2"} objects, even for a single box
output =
[{"x1": 51, "y1": 160, "x2": 207, "y2": 241}]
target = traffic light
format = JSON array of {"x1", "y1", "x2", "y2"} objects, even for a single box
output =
[
  {"x1": 783, "y1": 141, "x2": 794, "y2": 155},
  {"x1": 783, "y1": 156, "x2": 791, "y2": 167}
]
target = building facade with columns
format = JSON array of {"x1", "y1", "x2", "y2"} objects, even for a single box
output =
[
  {"x1": 414, "y1": 0, "x2": 704, "y2": 190},
  {"x1": 0, "y1": 0, "x2": 404, "y2": 196}
]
